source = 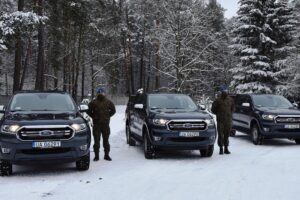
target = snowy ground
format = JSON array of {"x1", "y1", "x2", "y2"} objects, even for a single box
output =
[{"x1": 1, "y1": 106, "x2": 300, "y2": 200}]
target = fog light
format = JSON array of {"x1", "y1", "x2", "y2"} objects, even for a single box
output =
[
  {"x1": 80, "y1": 144, "x2": 88, "y2": 151},
  {"x1": 153, "y1": 136, "x2": 162, "y2": 141},
  {"x1": 263, "y1": 128, "x2": 270, "y2": 132},
  {"x1": 1, "y1": 148, "x2": 11, "y2": 154},
  {"x1": 210, "y1": 136, "x2": 216, "y2": 140}
]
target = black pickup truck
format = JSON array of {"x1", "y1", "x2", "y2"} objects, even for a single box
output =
[
  {"x1": 232, "y1": 94, "x2": 300, "y2": 145},
  {"x1": 125, "y1": 93, "x2": 217, "y2": 159},
  {"x1": 0, "y1": 91, "x2": 91, "y2": 176}
]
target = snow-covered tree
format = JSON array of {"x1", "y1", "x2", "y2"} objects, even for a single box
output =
[
  {"x1": 231, "y1": 0, "x2": 296, "y2": 94},
  {"x1": 154, "y1": 0, "x2": 227, "y2": 94},
  {"x1": 231, "y1": 0, "x2": 275, "y2": 94},
  {"x1": 267, "y1": 0, "x2": 297, "y2": 95}
]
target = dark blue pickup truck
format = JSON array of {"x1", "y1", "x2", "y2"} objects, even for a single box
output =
[
  {"x1": 125, "y1": 93, "x2": 217, "y2": 159},
  {"x1": 0, "y1": 91, "x2": 91, "y2": 176},
  {"x1": 232, "y1": 94, "x2": 300, "y2": 145}
]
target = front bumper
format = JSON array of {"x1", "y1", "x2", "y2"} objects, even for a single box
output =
[
  {"x1": 150, "y1": 127, "x2": 216, "y2": 150},
  {"x1": 0, "y1": 131, "x2": 91, "y2": 165},
  {"x1": 259, "y1": 122, "x2": 300, "y2": 139}
]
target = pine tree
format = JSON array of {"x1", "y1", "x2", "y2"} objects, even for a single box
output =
[
  {"x1": 267, "y1": 0, "x2": 296, "y2": 94},
  {"x1": 231, "y1": 0, "x2": 275, "y2": 94}
]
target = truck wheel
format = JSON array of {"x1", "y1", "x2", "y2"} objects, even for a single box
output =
[
  {"x1": 76, "y1": 153, "x2": 90, "y2": 171},
  {"x1": 126, "y1": 124, "x2": 136, "y2": 146},
  {"x1": 200, "y1": 145, "x2": 214, "y2": 157},
  {"x1": 251, "y1": 124, "x2": 263, "y2": 145},
  {"x1": 295, "y1": 139, "x2": 300, "y2": 144},
  {"x1": 143, "y1": 133, "x2": 155, "y2": 159},
  {"x1": 0, "y1": 160, "x2": 12, "y2": 176}
]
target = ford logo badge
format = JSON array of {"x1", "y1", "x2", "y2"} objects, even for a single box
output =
[
  {"x1": 183, "y1": 123, "x2": 193, "y2": 128},
  {"x1": 39, "y1": 130, "x2": 54, "y2": 136}
]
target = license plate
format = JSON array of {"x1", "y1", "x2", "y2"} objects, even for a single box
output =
[
  {"x1": 32, "y1": 141, "x2": 61, "y2": 148},
  {"x1": 284, "y1": 124, "x2": 300, "y2": 129},
  {"x1": 179, "y1": 132, "x2": 200, "y2": 137}
]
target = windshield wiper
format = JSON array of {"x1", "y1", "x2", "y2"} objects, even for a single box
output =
[
  {"x1": 150, "y1": 107, "x2": 162, "y2": 110},
  {"x1": 10, "y1": 110, "x2": 27, "y2": 112}
]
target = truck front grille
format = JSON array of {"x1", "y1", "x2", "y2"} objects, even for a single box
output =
[
  {"x1": 168, "y1": 120, "x2": 207, "y2": 131},
  {"x1": 276, "y1": 117, "x2": 300, "y2": 123},
  {"x1": 17, "y1": 125, "x2": 74, "y2": 141}
]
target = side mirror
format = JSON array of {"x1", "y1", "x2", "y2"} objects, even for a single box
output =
[
  {"x1": 242, "y1": 102, "x2": 250, "y2": 107},
  {"x1": 0, "y1": 105, "x2": 5, "y2": 113},
  {"x1": 293, "y1": 102, "x2": 298, "y2": 108},
  {"x1": 198, "y1": 104, "x2": 206, "y2": 110},
  {"x1": 134, "y1": 104, "x2": 144, "y2": 109},
  {"x1": 79, "y1": 104, "x2": 89, "y2": 112}
]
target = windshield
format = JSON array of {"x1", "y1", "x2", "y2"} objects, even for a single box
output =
[
  {"x1": 148, "y1": 94, "x2": 198, "y2": 111},
  {"x1": 252, "y1": 95, "x2": 293, "y2": 108},
  {"x1": 9, "y1": 93, "x2": 76, "y2": 112}
]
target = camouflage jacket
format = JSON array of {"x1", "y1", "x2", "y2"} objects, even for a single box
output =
[
  {"x1": 211, "y1": 95, "x2": 234, "y2": 123},
  {"x1": 87, "y1": 94, "x2": 116, "y2": 124}
]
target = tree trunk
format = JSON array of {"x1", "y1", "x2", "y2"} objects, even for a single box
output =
[
  {"x1": 5, "y1": 73, "x2": 9, "y2": 96},
  {"x1": 81, "y1": 48, "x2": 85, "y2": 100},
  {"x1": 155, "y1": 19, "x2": 160, "y2": 90},
  {"x1": 139, "y1": 20, "x2": 146, "y2": 90},
  {"x1": 73, "y1": 26, "x2": 83, "y2": 102},
  {"x1": 13, "y1": 0, "x2": 24, "y2": 93},
  {"x1": 91, "y1": 52, "x2": 95, "y2": 99},
  {"x1": 20, "y1": 38, "x2": 31, "y2": 90},
  {"x1": 125, "y1": 6, "x2": 135, "y2": 94},
  {"x1": 34, "y1": 0, "x2": 45, "y2": 91},
  {"x1": 63, "y1": 4, "x2": 69, "y2": 92}
]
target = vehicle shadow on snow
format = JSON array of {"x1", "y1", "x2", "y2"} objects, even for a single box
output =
[
  {"x1": 233, "y1": 132, "x2": 297, "y2": 146},
  {"x1": 156, "y1": 150, "x2": 204, "y2": 160},
  {"x1": 13, "y1": 163, "x2": 79, "y2": 177},
  {"x1": 134, "y1": 144, "x2": 204, "y2": 160}
]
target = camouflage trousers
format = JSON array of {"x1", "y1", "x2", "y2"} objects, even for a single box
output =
[
  {"x1": 93, "y1": 123, "x2": 110, "y2": 154},
  {"x1": 217, "y1": 120, "x2": 231, "y2": 147}
]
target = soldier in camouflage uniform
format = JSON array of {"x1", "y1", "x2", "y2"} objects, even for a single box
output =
[
  {"x1": 211, "y1": 86, "x2": 234, "y2": 155},
  {"x1": 87, "y1": 88, "x2": 116, "y2": 161}
]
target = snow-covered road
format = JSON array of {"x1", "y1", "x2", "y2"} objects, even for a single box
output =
[{"x1": 1, "y1": 106, "x2": 299, "y2": 200}]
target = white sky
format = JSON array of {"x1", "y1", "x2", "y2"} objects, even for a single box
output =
[{"x1": 217, "y1": 0, "x2": 239, "y2": 18}]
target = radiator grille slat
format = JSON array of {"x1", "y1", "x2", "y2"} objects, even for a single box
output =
[
  {"x1": 17, "y1": 127, "x2": 74, "y2": 141},
  {"x1": 168, "y1": 121, "x2": 207, "y2": 131},
  {"x1": 276, "y1": 117, "x2": 300, "y2": 123}
]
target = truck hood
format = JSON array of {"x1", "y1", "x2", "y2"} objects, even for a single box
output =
[
  {"x1": 3, "y1": 111, "x2": 84, "y2": 125},
  {"x1": 257, "y1": 107, "x2": 300, "y2": 115},
  {"x1": 150, "y1": 109, "x2": 212, "y2": 120}
]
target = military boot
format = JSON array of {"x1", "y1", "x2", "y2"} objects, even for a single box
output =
[
  {"x1": 224, "y1": 146, "x2": 231, "y2": 154},
  {"x1": 104, "y1": 154, "x2": 112, "y2": 161},
  {"x1": 219, "y1": 146, "x2": 224, "y2": 155},
  {"x1": 93, "y1": 151, "x2": 99, "y2": 161}
]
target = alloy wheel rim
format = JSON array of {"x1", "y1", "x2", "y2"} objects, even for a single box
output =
[{"x1": 253, "y1": 128, "x2": 258, "y2": 141}]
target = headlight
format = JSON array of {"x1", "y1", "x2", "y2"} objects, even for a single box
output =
[
  {"x1": 153, "y1": 119, "x2": 168, "y2": 126},
  {"x1": 204, "y1": 119, "x2": 215, "y2": 126},
  {"x1": 262, "y1": 114, "x2": 276, "y2": 121},
  {"x1": 1, "y1": 125, "x2": 20, "y2": 134},
  {"x1": 71, "y1": 123, "x2": 87, "y2": 133}
]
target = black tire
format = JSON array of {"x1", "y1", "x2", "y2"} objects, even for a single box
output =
[
  {"x1": 295, "y1": 139, "x2": 300, "y2": 144},
  {"x1": 126, "y1": 124, "x2": 136, "y2": 146},
  {"x1": 0, "y1": 160, "x2": 12, "y2": 176},
  {"x1": 230, "y1": 129, "x2": 236, "y2": 137},
  {"x1": 143, "y1": 132, "x2": 155, "y2": 159},
  {"x1": 200, "y1": 145, "x2": 214, "y2": 157},
  {"x1": 251, "y1": 124, "x2": 263, "y2": 145},
  {"x1": 76, "y1": 153, "x2": 90, "y2": 171}
]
